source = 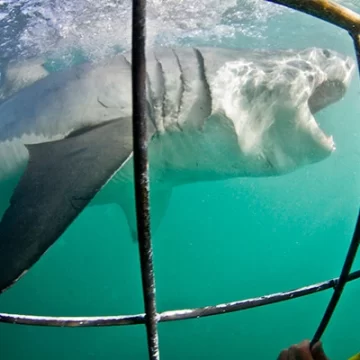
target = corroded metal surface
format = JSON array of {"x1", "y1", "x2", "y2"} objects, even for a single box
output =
[{"x1": 267, "y1": 0, "x2": 360, "y2": 33}]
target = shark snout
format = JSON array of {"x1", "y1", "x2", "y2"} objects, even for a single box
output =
[{"x1": 345, "y1": 57, "x2": 355, "y2": 71}]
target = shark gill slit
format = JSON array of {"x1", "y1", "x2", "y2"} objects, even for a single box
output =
[
  {"x1": 154, "y1": 54, "x2": 166, "y2": 132},
  {"x1": 124, "y1": 53, "x2": 156, "y2": 129},
  {"x1": 172, "y1": 48, "x2": 185, "y2": 131},
  {"x1": 150, "y1": 54, "x2": 165, "y2": 132},
  {"x1": 194, "y1": 48, "x2": 212, "y2": 118}
]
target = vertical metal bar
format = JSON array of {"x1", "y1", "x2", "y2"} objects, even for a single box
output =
[
  {"x1": 131, "y1": 0, "x2": 160, "y2": 359},
  {"x1": 310, "y1": 210, "x2": 360, "y2": 347}
]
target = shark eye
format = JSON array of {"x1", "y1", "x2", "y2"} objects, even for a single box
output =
[{"x1": 323, "y1": 49, "x2": 331, "y2": 58}]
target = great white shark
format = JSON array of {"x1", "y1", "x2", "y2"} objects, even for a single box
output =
[{"x1": 0, "y1": 46, "x2": 355, "y2": 293}]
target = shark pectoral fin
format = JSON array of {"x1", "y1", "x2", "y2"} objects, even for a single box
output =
[
  {"x1": 0, "y1": 117, "x2": 135, "y2": 293},
  {"x1": 118, "y1": 184, "x2": 173, "y2": 242}
]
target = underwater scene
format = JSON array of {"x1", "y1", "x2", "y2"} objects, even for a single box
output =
[{"x1": 0, "y1": 0, "x2": 360, "y2": 359}]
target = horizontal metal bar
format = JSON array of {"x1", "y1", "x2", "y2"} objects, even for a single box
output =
[
  {"x1": 266, "y1": 0, "x2": 360, "y2": 33},
  {"x1": 1, "y1": 270, "x2": 359, "y2": 327}
]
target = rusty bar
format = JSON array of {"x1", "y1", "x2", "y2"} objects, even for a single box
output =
[
  {"x1": 266, "y1": 0, "x2": 360, "y2": 33},
  {"x1": 1, "y1": 270, "x2": 360, "y2": 327},
  {"x1": 131, "y1": 0, "x2": 159, "y2": 359}
]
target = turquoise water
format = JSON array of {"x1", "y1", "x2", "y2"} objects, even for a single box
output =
[{"x1": 1, "y1": 1, "x2": 360, "y2": 359}]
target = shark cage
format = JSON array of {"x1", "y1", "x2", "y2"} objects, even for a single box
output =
[{"x1": 0, "y1": 0, "x2": 360, "y2": 359}]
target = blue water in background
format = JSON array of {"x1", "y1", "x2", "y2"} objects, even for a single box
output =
[{"x1": 0, "y1": 1, "x2": 360, "y2": 359}]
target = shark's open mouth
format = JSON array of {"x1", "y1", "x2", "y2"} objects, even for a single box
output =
[
  {"x1": 308, "y1": 79, "x2": 346, "y2": 114},
  {"x1": 308, "y1": 79, "x2": 347, "y2": 152}
]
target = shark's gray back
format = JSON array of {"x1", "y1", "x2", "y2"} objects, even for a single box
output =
[
  {"x1": 0, "y1": 45, "x2": 354, "y2": 185},
  {"x1": 0, "y1": 46, "x2": 313, "y2": 143}
]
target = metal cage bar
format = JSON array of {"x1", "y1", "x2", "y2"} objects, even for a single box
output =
[
  {"x1": 1, "y1": 270, "x2": 360, "y2": 327},
  {"x1": 266, "y1": 0, "x2": 360, "y2": 33},
  {"x1": 311, "y1": 209, "x2": 360, "y2": 346},
  {"x1": 1, "y1": 1, "x2": 360, "y2": 359},
  {"x1": 131, "y1": 0, "x2": 159, "y2": 358},
  {"x1": 267, "y1": 0, "x2": 360, "y2": 350},
  {"x1": 309, "y1": 33, "x2": 360, "y2": 347}
]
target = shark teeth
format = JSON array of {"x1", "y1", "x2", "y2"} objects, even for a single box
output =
[
  {"x1": 320, "y1": 131, "x2": 336, "y2": 152},
  {"x1": 311, "y1": 114, "x2": 336, "y2": 153},
  {"x1": 327, "y1": 135, "x2": 336, "y2": 151}
]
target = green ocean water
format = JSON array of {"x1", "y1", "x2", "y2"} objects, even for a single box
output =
[{"x1": 1, "y1": 2, "x2": 360, "y2": 359}]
